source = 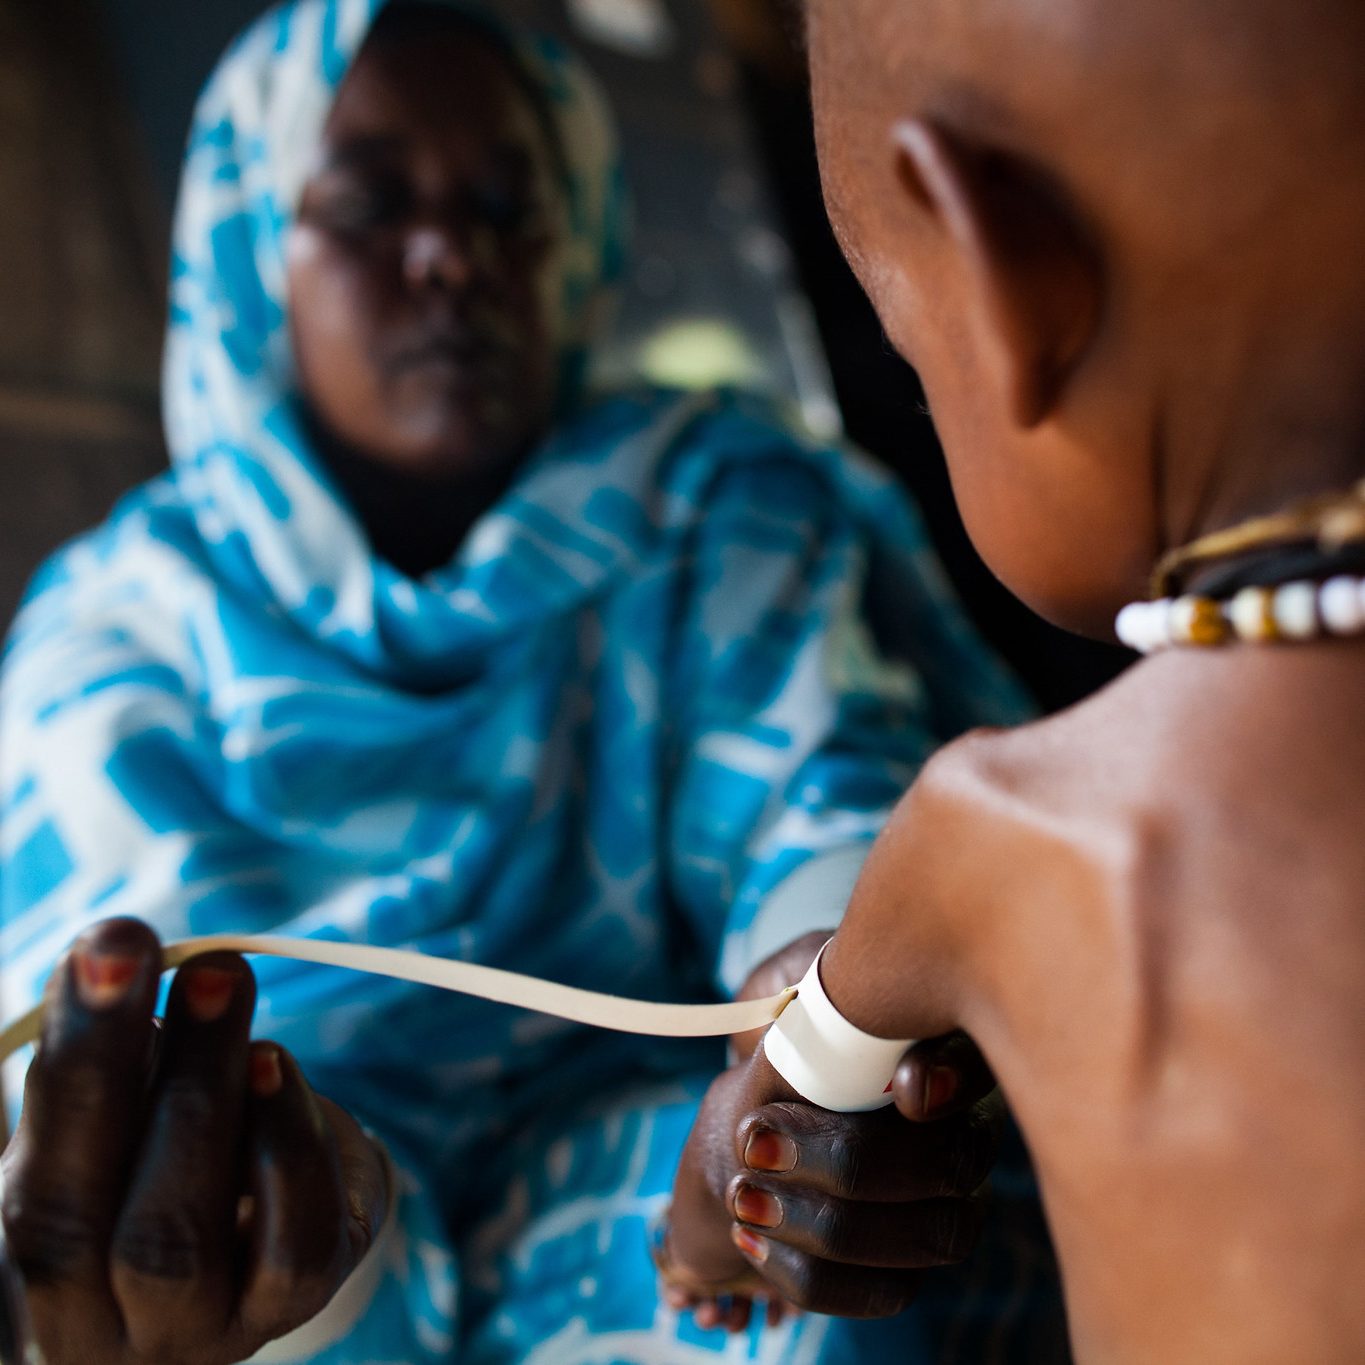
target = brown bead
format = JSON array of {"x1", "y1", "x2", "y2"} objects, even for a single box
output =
[{"x1": 1172, "y1": 595, "x2": 1230, "y2": 646}]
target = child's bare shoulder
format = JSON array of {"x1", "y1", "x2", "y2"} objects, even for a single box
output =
[
  {"x1": 936, "y1": 644, "x2": 1365, "y2": 898},
  {"x1": 918, "y1": 648, "x2": 1365, "y2": 1363},
  {"x1": 915, "y1": 645, "x2": 1365, "y2": 1063}
]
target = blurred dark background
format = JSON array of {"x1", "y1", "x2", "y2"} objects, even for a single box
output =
[{"x1": 0, "y1": 0, "x2": 1129, "y2": 709}]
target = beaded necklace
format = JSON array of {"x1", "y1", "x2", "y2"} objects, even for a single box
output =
[{"x1": 1116, "y1": 481, "x2": 1365, "y2": 653}]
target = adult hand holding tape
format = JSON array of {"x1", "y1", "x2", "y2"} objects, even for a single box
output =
[{"x1": 0, "y1": 921, "x2": 973, "y2": 1365}]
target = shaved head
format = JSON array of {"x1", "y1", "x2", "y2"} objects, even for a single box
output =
[
  {"x1": 814, "y1": 0, "x2": 1365, "y2": 303},
  {"x1": 806, "y1": 0, "x2": 1365, "y2": 632}
]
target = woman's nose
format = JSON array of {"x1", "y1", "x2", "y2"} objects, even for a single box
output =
[{"x1": 402, "y1": 224, "x2": 479, "y2": 292}]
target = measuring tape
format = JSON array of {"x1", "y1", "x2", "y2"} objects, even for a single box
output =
[{"x1": 0, "y1": 934, "x2": 912, "y2": 1113}]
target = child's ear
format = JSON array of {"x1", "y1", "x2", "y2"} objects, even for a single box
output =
[{"x1": 893, "y1": 119, "x2": 1103, "y2": 429}]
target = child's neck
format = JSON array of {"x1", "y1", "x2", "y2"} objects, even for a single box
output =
[{"x1": 1163, "y1": 387, "x2": 1365, "y2": 550}]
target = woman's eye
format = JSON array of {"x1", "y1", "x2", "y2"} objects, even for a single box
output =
[
  {"x1": 308, "y1": 178, "x2": 410, "y2": 234},
  {"x1": 473, "y1": 185, "x2": 543, "y2": 236}
]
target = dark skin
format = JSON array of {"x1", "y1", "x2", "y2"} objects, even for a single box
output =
[
  {"x1": 664, "y1": 933, "x2": 1003, "y2": 1329},
  {"x1": 2, "y1": 9, "x2": 1008, "y2": 1356},
  {"x1": 0, "y1": 919, "x2": 385, "y2": 1365},
  {"x1": 287, "y1": 13, "x2": 571, "y2": 575},
  {"x1": 671, "y1": 0, "x2": 1365, "y2": 1358}
]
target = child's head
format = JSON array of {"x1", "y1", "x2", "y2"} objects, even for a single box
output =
[{"x1": 806, "y1": 0, "x2": 1365, "y2": 634}]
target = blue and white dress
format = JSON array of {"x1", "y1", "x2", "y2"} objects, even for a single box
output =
[{"x1": 0, "y1": 2, "x2": 1065, "y2": 1360}]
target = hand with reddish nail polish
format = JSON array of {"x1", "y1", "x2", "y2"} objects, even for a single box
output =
[
  {"x1": 661, "y1": 932, "x2": 1003, "y2": 1327},
  {"x1": 0, "y1": 917, "x2": 388, "y2": 1365}
]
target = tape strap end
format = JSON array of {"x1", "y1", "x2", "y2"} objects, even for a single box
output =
[{"x1": 762, "y1": 942, "x2": 915, "y2": 1113}]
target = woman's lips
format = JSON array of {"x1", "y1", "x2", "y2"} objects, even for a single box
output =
[
  {"x1": 398, "y1": 340, "x2": 493, "y2": 373},
  {"x1": 388, "y1": 328, "x2": 510, "y2": 384}
]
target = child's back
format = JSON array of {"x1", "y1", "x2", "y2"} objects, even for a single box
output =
[
  {"x1": 875, "y1": 643, "x2": 1365, "y2": 1361},
  {"x1": 759, "y1": 0, "x2": 1365, "y2": 1357}
]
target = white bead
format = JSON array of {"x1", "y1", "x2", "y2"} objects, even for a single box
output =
[
  {"x1": 1118, "y1": 599, "x2": 1175, "y2": 653},
  {"x1": 1116, "y1": 602, "x2": 1155, "y2": 652},
  {"x1": 1319, "y1": 577, "x2": 1364, "y2": 635},
  {"x1": 1272, "y1": 581, "x2": 1319, "y2": 640},
  {"x1": 1357, "y1": 577, "x2": 1365, "y2": 617},
  {"x1": 1229, "y1": 587, "x2": 1272, "y2": 641}
]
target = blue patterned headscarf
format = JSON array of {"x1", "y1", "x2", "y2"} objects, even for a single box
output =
[
  {"x1": 2, "y1": 5, "x2": 1032, "y2": 1356},
  {"x1": 165, "y1": 0, "x2": 628, "y2": 684}
]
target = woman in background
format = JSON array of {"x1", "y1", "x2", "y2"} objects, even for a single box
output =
[{"x1": 0, "y1": 1, "x2": 1061, "y2": 1361}]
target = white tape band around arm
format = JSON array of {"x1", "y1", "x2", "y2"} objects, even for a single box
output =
[{"x1": 761, "y1": 943, "x2": 915, "y2": 1113}]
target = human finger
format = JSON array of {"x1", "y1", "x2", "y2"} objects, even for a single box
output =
[
  {"x1": 234, "y1": 1047, "x2": 375, "y2": 1350},
  {"x1": 736, "y1": 1097, "x2": 1001, "y2": 1202},
  {"x1": 766, "y1": 1296, "x2": 798, "y2": 1328},
  {"x1": 665, "y1": 1281, "x2": 797, "y2": 1336},
  {"x1": 316, "y1": 1094, "x2": 389, "y2": 1267},
  {"x1": 111, "y1": 951, "x2": 255, "y2": 1357},
  {"x1": 1, "y1": 918, "x2": 161, "y2": 1340},
  {"x1": 729, "y1": 1175, "x2": 987, "y2": 1268},
  {"x1": 729, "y1": 1225, "x2": 924, "y2": 1319},
  {"x1": 721, "y1": 1294, "x2": 751, "y2": 1334},
  {"x1": 891, "y1": 1032, "x2": 998, "y2": 1122}
]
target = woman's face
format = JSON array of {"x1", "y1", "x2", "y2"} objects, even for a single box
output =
[{"x1": 287, "y1": 23, "x2": 569, "y2": 482}]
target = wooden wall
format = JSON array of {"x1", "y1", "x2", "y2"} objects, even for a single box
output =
[{"x1": 0, "y1": 0, "x2": 166, "y2": 630}]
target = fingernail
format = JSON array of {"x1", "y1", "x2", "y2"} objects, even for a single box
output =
[
  {"x1": 696, "y1": 1301, "x2": 721, "y2": 1329},
  {"x1": 744, "y1": 1127, "x2": 797, "y2": 1173},
  {"x1": 734, "y1": 1183, "x2": 783, "y2": 1229},
  {"x1": 249, "y1": 1046, "x2": 283, "y2": 1097},
  {"x1": 731, "y1": 1225, "x2": 769, "y2": 1264},
  {"x1": 663, "y1": 1285, "x2": 689, "y2": 1310},
  {"x1": 183, "y1": 966, "x2": 238, "y2": 1022},
  {"x1": 73, "y1": 948, "x2": 141, "y2": 1010},
  {"x1": 924, "y1": 1065, "x2": 959, "y2": 1113}
]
